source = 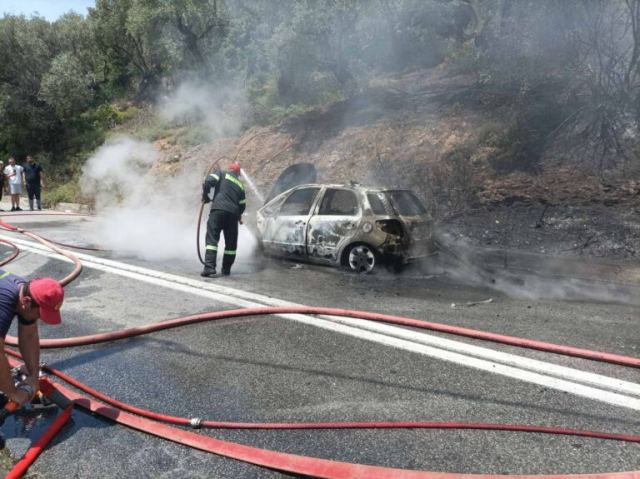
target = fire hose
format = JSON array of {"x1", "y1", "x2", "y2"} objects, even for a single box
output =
[
  {"x1": 0, "y1": 219, "x2": 638, "y2": 478},
  {"x1": 4, "y1": 350, "x2": 639, "y2": 479},
  {"x1": 3, "y1": 305, "x2": 637, "y2": 367},
  {"x1": 0, "y1": 238, "x2": 19, "y2": 266},
  {"x1": 0, "y1": 215, "x2": 104, "y2": 252},
  {"x1": 4, "y1": 404, "x2": 72, "y2": 479}
]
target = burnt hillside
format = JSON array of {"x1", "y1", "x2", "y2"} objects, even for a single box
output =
[{"x1": 150, "y1": 66, "x2": 640, "y2": 260}]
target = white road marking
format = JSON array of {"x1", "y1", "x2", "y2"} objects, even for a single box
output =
[{"x1": 4, "y1": 234, "x2": 640, "y2": 411}]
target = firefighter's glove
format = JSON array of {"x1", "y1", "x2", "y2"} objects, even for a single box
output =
[{"x1": 202, "y1": 194, "x2": 211, "y2": 204}]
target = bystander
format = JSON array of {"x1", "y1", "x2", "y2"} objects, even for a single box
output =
[{"x1": 23, "y1": 156, "x2": 44, "y2": 211}]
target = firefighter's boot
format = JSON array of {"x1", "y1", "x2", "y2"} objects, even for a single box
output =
[
  {"x1": 201, "y1": 248, "x2": 217, "y2": 277},
  {"x1": 221, "y1": 252, "x2": 235, "y2": 276}
]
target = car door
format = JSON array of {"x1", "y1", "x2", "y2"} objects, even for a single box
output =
[
  {"x1": 261, "y1": 187, "x2": 321, "y2": 258},
  {"x1": 307, "y1": 188, "x2": 361, "y2": 263}
]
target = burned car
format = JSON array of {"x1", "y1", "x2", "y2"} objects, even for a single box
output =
[{"x1": 255, "y1": 183, "x2": 436, "y2": 273}]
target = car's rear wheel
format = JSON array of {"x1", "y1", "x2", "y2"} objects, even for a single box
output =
[{"x1": 346, "y1": 244, "x2": 377, "y2": 274}]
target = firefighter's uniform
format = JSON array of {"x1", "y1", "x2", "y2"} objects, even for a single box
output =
[{"x1": 201, "y1": 166, "x2": 246, "y2": 276}]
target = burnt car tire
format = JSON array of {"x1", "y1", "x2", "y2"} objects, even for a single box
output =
[{"x1": 345, "y1": 243, "x2": 378, "y2": 274}]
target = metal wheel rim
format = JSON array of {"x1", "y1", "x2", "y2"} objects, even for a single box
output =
[{"x1": 348, "y1": 245, "x2": 375, "y2": 273}]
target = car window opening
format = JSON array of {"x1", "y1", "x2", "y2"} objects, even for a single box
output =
[
  {"x1": 320, "y1": 189, "x2": 358, "y2": 216},
  {"x1": 385, "y1": 191, "x2": 427, "y2": 216},
  {"x1": 280, "y1": 188, "x2": 320, "y2": 215}
]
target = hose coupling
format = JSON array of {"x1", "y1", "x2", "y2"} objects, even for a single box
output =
[{"x1": 189, "y1": 417, "x2": 203, "y2": 429}]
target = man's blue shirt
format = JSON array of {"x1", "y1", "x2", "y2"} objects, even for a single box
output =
[
  {"x1": 24, "y1": 163, "x2": 43, "y2": 185},
  {"x1": 0, "y1": 270, "x2": 26, "y2": 338}
]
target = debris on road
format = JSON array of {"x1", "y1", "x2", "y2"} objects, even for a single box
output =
[{"x1": 450, "y1": 298, "x2": 494, "y2": 308}]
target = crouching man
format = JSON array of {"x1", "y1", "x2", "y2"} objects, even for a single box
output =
[{"x1": 0, "y1": 272, "x2": 64, "y2": 407}]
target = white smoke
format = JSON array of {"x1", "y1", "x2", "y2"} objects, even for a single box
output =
[
  {"x1": 79, "y1": 137, "x2": 198, "y2": 261},
  {"x1": 81, "y1": 137, "x2": 158, "y2": 209},
  {"x1": 158, "y1": 81, "x2": 248, "y2": 139},
  {"x1": 80, "y1": 100, "x2": 257, "y2": 263},
  {"x1": 78, "y1": 79, "x2": 256, "y2": 263},
  {"x1": 435, "y1": 232, "x2": 639, "y2": 305}
]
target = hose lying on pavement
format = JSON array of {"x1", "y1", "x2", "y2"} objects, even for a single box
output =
[
  {"x1": 5, "y1": 354, "x2": 640, "y2": 479},
  {"x1": 5, "y1": 405, "x2": 72, "y2": 479},
  {"x1": 2, "y1": 219, "x2": 638, "y2": 368},
  {"x1": 0, "y1": 218, "x2": 104, "y2": 252},
  {"x1": 5, "y1": 347, "x2": 640, "y2": 441},
  {"x1": 0, "y1": 212, "x2": 88, "y2": 217},
  {"x1": 1, "y1": 218, "x2": 639, "y2": 479},
  {"x1": 0, "y1": 238, "x2": 19, "y2": 266},
  {"x1": 4, "y1": 305, "x2": 636, "y2": 368},
  {"x1": 0, "y1": 219, "x2": 82, "y2": 286}
]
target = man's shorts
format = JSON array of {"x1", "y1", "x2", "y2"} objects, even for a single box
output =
[{"x1": 9, "y1": 184, "x2": 22, "y2": 195}]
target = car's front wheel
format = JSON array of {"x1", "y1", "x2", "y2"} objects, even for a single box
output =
[{"x1": 345, "y1": 244, "x2": 377, "y2": 274}]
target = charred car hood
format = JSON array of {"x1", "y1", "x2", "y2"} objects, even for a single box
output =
[{"x1": 264, "y1": 163, "x2": 317, "y2": 204}]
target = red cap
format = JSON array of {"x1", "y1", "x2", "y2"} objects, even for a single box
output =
[
  {"x1": 29, "y1": 278, "x2": 64, "y2": 325},
  {"x1": 228, "y1": 162, "x2": 241, "y2": 174}
]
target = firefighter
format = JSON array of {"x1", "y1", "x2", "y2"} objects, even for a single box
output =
[{"x1": 201, "y1": 162, "x2": 246, "y2": 277}]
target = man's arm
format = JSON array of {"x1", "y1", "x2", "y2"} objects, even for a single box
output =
[
  {"x1": 17, "y1": 322, "x2": 40, "y2": 393},
  {"x1": 0, "y1": 337, "x2": 30, "y2": 405},
  {"x1": 39, "y1": 168, "x2": 44, "y2": 188},
  {"x1": 239, "y1": 188, "x2": 246, "y2": 215},
  {"x1": 202, "y1": 172, "x2": 220, "y2": 203}
]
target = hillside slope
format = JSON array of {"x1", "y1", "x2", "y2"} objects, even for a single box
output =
[{"x1": 150, "y1": 67, "x2": 640, "y2": 259}]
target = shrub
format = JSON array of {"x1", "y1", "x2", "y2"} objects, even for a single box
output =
[
  {"x1": 93, "y1": 104, "x2": 141, "y2": 130},
  {"x1": 42, "y1": 180, "x2": 81, "y2": 208},
  {"x1": 175, "y1": 125, "x2": 212, "y2": 146}
]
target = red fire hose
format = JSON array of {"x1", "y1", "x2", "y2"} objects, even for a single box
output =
[
  {"x1": 0, "y1": 212, "x2": 88, "y2": 217},
  {"x1": 1, "y1": 219, "x2": 639, "y2": 478},
  {"x1": 3, "y1": 306, "x2": 636, "y2": 368},
  {"x1": 0, "y1": 238, "x2": 19, "y2": 266},
  {"x1": 0, "y1": 218, "x2": 103, "y2": 252},
  {"x1": 0, "y1": 219, "x2": 82, "y2": 286},
  {"x1": 4, "y1": 354, "x2": 640, "y2": 479},
  {"x1": 5, "y1": 405, "x2": 72, "y2": 479}
]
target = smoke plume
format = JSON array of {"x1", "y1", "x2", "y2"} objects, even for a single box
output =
[
  {"x1": 158, "y1": 81, "x2": 248, "y2": 139},
  {"x1": 80, "y1": 83, "x2": 256, "y2": 262},
  {"x1": 435, "y1": 233, "x2": 639, "y2": 305}
]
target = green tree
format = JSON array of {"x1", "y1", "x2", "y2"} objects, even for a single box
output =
[
  {"x1": 0, "y1": 15, "x2": 59, "y2": 156},
  {"x1": 90, "y1": 0, "x2": 168, "y2": 99},
  {"x1": 165, "y1": 0, "x2": 229, "y2": 74},
  {"x1": 40, "y1": 53, "x2": 95, "y2": 118}
]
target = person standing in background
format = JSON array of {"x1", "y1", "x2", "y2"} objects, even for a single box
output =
[
  {"x1": 23, "y1": 156, "x2": 44, "y2": 211},
  {"x1": 4, "y1": 157, "x2": 24, "y2": 212}
]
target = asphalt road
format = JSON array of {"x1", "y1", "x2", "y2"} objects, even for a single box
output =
[{"x1": 0, "y1": 212, "x2": 638, "y2": 478}]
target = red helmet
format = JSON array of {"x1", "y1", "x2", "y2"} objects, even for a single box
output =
[{"x1": 228, "y1": 162, "x2": 241, "y2": 174}]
